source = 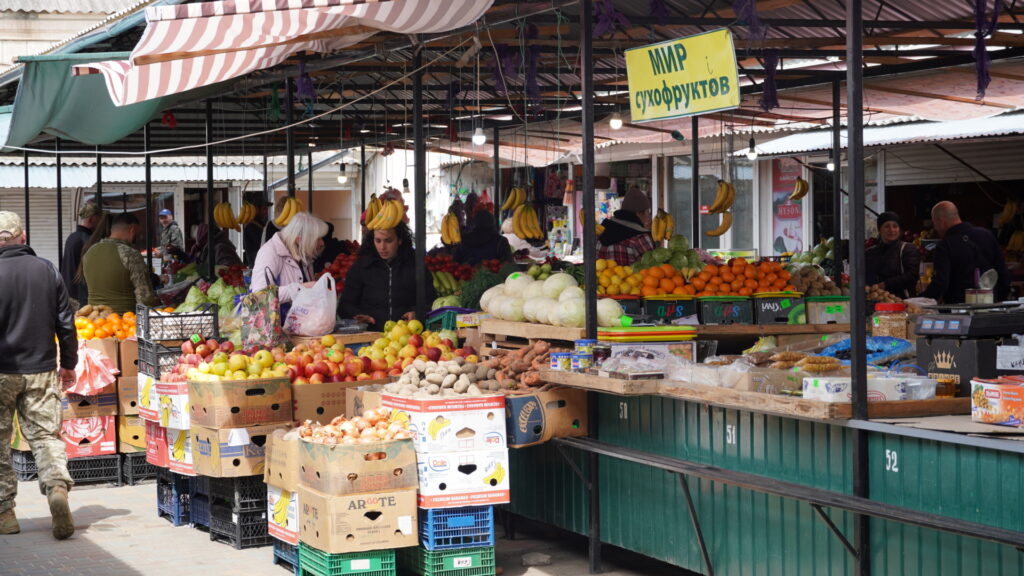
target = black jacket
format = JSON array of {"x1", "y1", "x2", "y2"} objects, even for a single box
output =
[
  {"x1": 598, "y1": 210, "x2": 647, "y2": 246},
  {"x1": 339, "y1": 250, "x2": 437, "y2": 332},
  {"x1": 921, "y1": 222, "x2": 1011, "y2": 303},
  {"x1": 61, "y1": 224, "x2": 92, "y2": 304},
  {"x1": 865, "y1": 240, "x2": 921, "y2": 298},
  {"x1": 455, "y1": 229, "x2": 512, "y2": 266},
  {"x1": 0, "y1": 244, "x2": 77, "y2": 372}
]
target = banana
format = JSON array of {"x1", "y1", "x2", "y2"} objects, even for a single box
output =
[
  {"x1": 140, "y1": 376, "x2": 152, "y2": 409},
  {"x1": 365, "y1": 194, "x2": 380, "y2": 224},
  {"x1": 723, "y1": 181, "x2": 736, "y2": 211},
  {"x1": 999, "y1": 199, "x2": 1017, "y2": 227},
  {"x1": 526, "y1": 205, "x2": 542, "y2": 239},
  {"x1": 705, "y1": 210, "x2": 733, "y2": 237},
  {"x1": 441, "y1": 213, "x2": 461, "y2": 244},
  {"x1": 236, "y1": 202, "x2": 255, "y2": 225},
  {"x1": 171, "y1": 429, "x2": 186, "y2": 462},
  {"x1": 664, "y1": 212, "x2": 675, "y2": 239},
  {"x1": 789, "y1": 177, "x2": 809, "y2": 201},
  {"x1": 483, "y1": 461, "x2": 506, "y2": 486},
  {"x1": 512, "y1": 205, "x2": 527, "y2": 240},
  {"x1": 708, "y1": 180, "x2": 728, "y2": 214},
  {"x1": 368, "y1": 199, "x2": 397, "y2": 230},
  {"x1": 500, "y1": 187, "x2": 516, "y2": 211},
  {"x1": 273, "y1": 489, "x2": 291, "y2": 526},
  {"x1": 274, "y1": 197, "x2": 295, "y2": 227}
]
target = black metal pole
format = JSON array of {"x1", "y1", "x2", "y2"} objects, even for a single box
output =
[
  {"x1": 263, "y1": 154, "x2": 269, "y2": 203},
  {"x1": 145, "y1": 123, "x2": 153, "y2": 273},
  {"x1": 413, "y1": 48, "x2": 427, "y2": 322},
  {"x1": 308, "y1": 150, "x2": 314, "y2": 211},
  {"x1": 56, "y1": 138, "x2": 63, "y2": 262},
  {"x1": 286, "y1": 77, "x2": 296, "y2": 197},
  {"x1": 96, "y1": 147, "x2": 102, "y2": 211},
  {"x1": 22, "y1": 149, "x2": 29, "y2": 247},
  {"x1": 691, "y1": 116, "x2": 700, "y2": 247},
  {"x1": 832, "y1": 80, "x2": 843, "y2": 288},
  {"x1": 493, "y1": 126, "x2": 501, "y2": 226},
  {"x1": 205, "y1": 100, "x2": 215, "y2": 280},
  {"x1": 360, "y1": 141, "x2": 367, "y2": 215},
  {"x1": 581, "y1": 2, "x2": 601, "y2": 574},
  {"x1": 847, "y1": 1, "x2": 870, "y2": 575}
]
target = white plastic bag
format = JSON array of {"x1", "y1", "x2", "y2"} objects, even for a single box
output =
[{"x1": 284, "y1": 274, "x2": 337, "y2": 336}]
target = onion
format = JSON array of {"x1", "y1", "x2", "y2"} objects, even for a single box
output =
[
  {"x1": 341, "y1": 437, "x2": 357, "y2": 445},
  {"x1": 354, "y1": 419, "x2": 370, "y2": 431}
]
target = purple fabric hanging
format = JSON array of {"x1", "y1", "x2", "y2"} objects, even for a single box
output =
[
  {"x1": 446, "y1": 80, "x2": 461, "y2": 111},
  {"x1": 491, "y1": 44, "x2": 519, "y2": 96},
  {"x1": 594, "y1": 0, "x2": 630, "y2": 37},
  {"x1": 974, "y1": 0, "x2": 1004, "y2": 100},
  {"x1": 759, "y1": 50, "x2": 779, "y2": 112},
  {"x1": 649, "y1": 0, "x2": 669, "y2": 21},
  {"x1": 294, "y1": 60, "x2": 316, "y2": 102},
  {"x1": 732, "y1": 0, "x2": 766, "y2": 41}
]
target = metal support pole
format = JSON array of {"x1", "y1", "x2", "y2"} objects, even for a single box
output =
[
  {"x1": 691, "y1": 116, "x2": 700, "y2": 247},
  {"x1": 308, "y1": 150, "x2": 314, "y2": 211},
  {"x1": 679, "y1": 475, "x2": 714, "y2": 576},
  {"x1": 205, "y1": 100, "x2": 216, "y2": 280},
  {"x1": 22, "y1": 149, "x2": 29, "y2": 246},
  {"x1": 145, "y1": 124, "x2": 153, "y2": 272},
  {"x1": 96, "y1": 147, "x2": 103, "y2": 211},
  {"x1": 360, "y1": 142, "x2": 367, "y2": 215},
  {"x1": 846, "y1": 1, "x2": 870, "y2": 575},
  {"x1": 493, "y1": 126, "x2": 501, "y2": 225},
  {"x1": 413, "y1": 48, "x2": 427, "y2": 323},
  {"x1": 832, "y1": 80, "x2": 843, "y2": 287},
  {"x1": 286, "y1": 77, "x2": 296, "y2": 197},
  {"x1": 581, "y1": 2, "x2": 601, "y2": 574},
  {"x1": 56, "y1": 138, "x2": 63, "y2": 262},
  {"x1": 262, "y1": 154, "x2": 269, "y2": 202}
]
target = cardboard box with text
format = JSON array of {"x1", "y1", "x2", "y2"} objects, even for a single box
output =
[
  {"x1": 189, "y1": 378, "x2": 292, "y2": 428},
  {"x1": 299, "y1": 437, "x2": 417, "y2": 496},
  {"x1": 298, "y1": 487, "x2": 418, "y2": 554},
  {"x1": 192, "y1": 423, "x2": 287, "y2": 478}
]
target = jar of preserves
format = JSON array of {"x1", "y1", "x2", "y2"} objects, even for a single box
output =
[{"x1": 871, "y1": 302, "x2": 908, "y2": 339}]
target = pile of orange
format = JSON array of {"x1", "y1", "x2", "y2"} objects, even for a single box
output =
[
  {"x1": 637, "y1": 259, "x2": 797, "y2": 298},
  {"x1": 75, "y1": 311, "x2": 137, "y2": 341}
]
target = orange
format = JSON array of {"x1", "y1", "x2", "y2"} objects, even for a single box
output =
[
  {"x1": 697, "y1": 271, "x2": 712, "y2": 282},
  {"x1": 94, "y1": 327, "x2": 111, "y2": 339},
  {"x1": 659, "y1": 278, "x2": 675, "y2": 293},
  {"x1": 739, "y1": 287, "x2": 753, "y2": 296},
  {"x1": 709, "y1": 277, "x2": 722, "y2": 286},
  {"x1": 672, "y1": 276, "x2": 685, "y2": 287},
  {"x1": 721, "y1": 271, "x2": 735, "y2": 283},
  {"x1": 648, "y1": 266, "x2": 665, "y2": 280},
  {"x1": 92, "y1": 317, "x2": 106, "y2": 328},
  {"x1": 683, "y1": 285, "x2": 696, "y2": 295},
  {"x1": 730, "y1": 279, "x2": 744, "y2": 291},
  {"x1": 79, "y1": 326, "x2": 94, "y2": 340},
  {"x1": 766, "y1": 273, "x2": 778, "y2": 284},
  {"x1": 783, "y1": 284, "x2": 797, "y2": 292},
  {"x1": 660, "y1": 263, "x2": 675, "y2": 276},
  {"x1": 115, "y1": 330, "x2": 127, "y2": 340},
  {"x1": 704, "y1": 264, "x2": 718, "y2": 276},
  {"x1": 744, "y1": 278, "x2": 758, "y2": 289},
  {"x1": 744, "y1": 267, "x2": 757, "y2": 279},
  {"x1": 642, "y1": 286, "x2": 658, "y2": 297},
  {"x1": 74, "y1": 317, "x2": 87, "y2": 329},
  {"x1": 106, "y1": 313, "x2": 121, "y2": 324},
  {"x1": 643, "y1": 275, "x2": 659, "y2": 288},
  {"x1": 672, "y1": 286, "x2": 687, "y2": 295},
  {"x1": 779, "y1": 270, "x2": 791, "y2": 281},
  {"x1": 691, "y1": 279, "x2": 706, "y2": 291}
]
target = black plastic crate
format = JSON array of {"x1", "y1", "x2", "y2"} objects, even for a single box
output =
[
  {"x1": 157, "y1": 473, "x2": 191, "y2": 527},
  {"x1": 122, "y1": 451, "x2": 157, "y2": 485},
  {"x1": 753, "y1": 294, "x2": 805, "y2": 325},
  {"x1": 697, "y1": 297, "x2": 754, "y2": 325},
  {"x1": 137, "y1": 302, "x2": 219, "y2": 342},
  {"x1": 12, "y1": 450, "x2": 36, "y2": 481},
  {"x1": 209, "y1": 501, "x2": 271, "y2": 549},
  {"x1": 206, "y1": 475, "x2": 266, "y2": 512},
  {"x1": 190, "y1": 474, "x2": 211, "y2": 498},
  {"x1": 138, "y1": 338, "x2": 182, "y2": 379},
  {"x1": 273, "y1": 540, "x2": 301, "y2": 576},
  {"x1": 191, "y1": 494, "x2": 210, "y2": 527}
]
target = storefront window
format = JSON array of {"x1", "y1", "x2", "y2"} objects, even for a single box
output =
[{"x1": 667, "y1": 156, "x2": 754, "y2": 251}]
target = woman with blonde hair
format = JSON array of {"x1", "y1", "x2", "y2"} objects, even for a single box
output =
[{"x1": 251, "y1": 211, "x2": 327, "y2": 308}]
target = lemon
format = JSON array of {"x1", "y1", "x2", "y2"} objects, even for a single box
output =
[{"x1": 596, "y1": 260, "x2": 608, "y2": 272}]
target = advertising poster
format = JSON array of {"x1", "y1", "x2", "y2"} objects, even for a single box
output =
[{"x1": 772, "y1": 158, "x2": 804, "y2": 254}]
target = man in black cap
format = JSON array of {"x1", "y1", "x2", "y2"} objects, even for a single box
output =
[
  {"x1": 242, "y1": 193, "x2": 273, "y2": 267},
  {"x1": 865, "y1": 211, "x2": 921, "y2": 299}
]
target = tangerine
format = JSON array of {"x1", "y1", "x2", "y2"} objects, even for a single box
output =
[
  {"x1": 704, "y1": 264, "x2": 719, "y2": 276},
  {"x1": 659, "y1": 278, "x2": 676, "y2": 292},
  {"x1": 648, "y1": 266, "x2": 666, "y2": 280},
  {"x1": 643, "y1": 276, "x2": 659, "y2": 288}
]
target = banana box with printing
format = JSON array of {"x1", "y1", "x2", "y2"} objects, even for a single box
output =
[
  {"x1": 166, "y1": 426, "x2": 195, "y2": 476},
  {"x1": 416, "y1": 448, "x2": 510, "y2": 509},
  {"x1": 191, "y1": 423, "x2": 287, "y2": 478},
  {"x1": 381, "y1": 393, "x2": 507, "y2": 453},
  {"x1": 267, "y1": 484, "x2": 299, "y2": 545}
]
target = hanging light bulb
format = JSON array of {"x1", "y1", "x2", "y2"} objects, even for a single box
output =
[
  {"x1": 337, "y1": 164, "x2": 348, "y2": 184},
  {"x1": 746, "y1": 136, "x2": 758, "y2": 161},
  {"x1": 402, "y1": 178, "x2": 411, "y2": 195},
  {"x1": 827, "y1": 149, "x2": 835, "y2": 172},
  {"x1": 609, "y1": 112, "x2": 623, "y2": 130},
  {"x1": 472, "y1": 127, "x2": 487, "y2": 146}
]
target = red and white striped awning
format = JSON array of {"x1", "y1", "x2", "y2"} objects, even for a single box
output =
[{"x1": 72, "y1": 0, "x2": 493, "y2": 107}]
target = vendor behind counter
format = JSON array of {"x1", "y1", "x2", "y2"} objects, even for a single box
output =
[{"x1": 865, "y1": 211, "x2": 921, "y2": 298}]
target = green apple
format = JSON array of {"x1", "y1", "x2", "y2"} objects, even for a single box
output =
[
  {"x1": 407, "y1": 319, "x2": 424, "y2": 335},
  {"x1": 232, "y1": 370, "x2": 248, "y2": 380},
  {"x1": 198, "y1": 362, "x2": 212, "y2": 374},
  {"x1": 246, "y1": 362, "x2": 262, "y2": 376},
  {"x1": 373, "y1": 338, "x2": 389, "y2": 350},
  {"x1": 383, "y1": 320, "x2": 397, "y2": 333},
  {"x1": 252, "y1": 350, "x2": 274, "y2": 369},
  {"x1": 211, "y1": 362, "x2": 229, "y2": 376},
  {"x1": 228, "y1": 354, "x2": 249, "y2": 371}
]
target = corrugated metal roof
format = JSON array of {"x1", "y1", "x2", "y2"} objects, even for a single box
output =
[
  {"x1": 0, "y1": 164, "x2": 262, "y2": 188},
  {"x1": 0, "y1": 0, "x2": 134, "y2": 13},
  {"x1": 745, "y1": 113, "x2": 1024, "y2": 156}
]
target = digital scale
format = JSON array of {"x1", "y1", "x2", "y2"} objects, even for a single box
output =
[{"x1": 915, "y1": 303, "x2": 1024, "y2": 337}]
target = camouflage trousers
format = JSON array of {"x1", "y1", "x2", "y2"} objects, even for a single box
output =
[{"x1": 0, "y1": 371, "x2": 74, "y2": 513}]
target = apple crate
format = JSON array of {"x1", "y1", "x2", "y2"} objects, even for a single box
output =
[{"x1": 137, "y1": 302, "x2": 219, "y2": 342}]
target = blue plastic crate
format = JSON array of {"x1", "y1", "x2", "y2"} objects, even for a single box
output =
[
  {"x1": 273, "y1": 540, "x2": 301, "y2": 576},
  {"x1": 191, "y1": 494, "x2": 210, "y2": 527},
  {"x1": 419, "y1": 506, "x2": 494, "y2": 551},
  {"x1": 157, "y1": 480, "x2": 190, "y2": 526}
]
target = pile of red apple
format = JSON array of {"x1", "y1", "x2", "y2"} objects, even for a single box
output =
[
  {"x1": 216, "y1": 265, "x2": 247, "y2": 288},
  {"x1": 425, "y1": 254, "x2": 475, "y2": 282},
  {"x1": 162, "y1": 337, "x2": 288, "y2": 382},
  {"x1": 319, "y1": 252, "x2": 359, "y2": 293}
]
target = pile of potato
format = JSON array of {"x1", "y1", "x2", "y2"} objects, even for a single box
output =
[
  {"x1": 383, "y1": 357, "x2": 499, "y2": 398},
  {"x1": 75, "y1": 304, "x2": 116, "y2": 321},
  {"x1": 788, "y1": 266, "x2": 845, "y2": 296},
  {"x1": 865, "y1": 285, "x2": 901, "y2": 304}
]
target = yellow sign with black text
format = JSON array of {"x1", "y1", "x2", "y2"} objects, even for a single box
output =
[{"x1": 625, "y1": 28, "x2": 740, "y2": 123}]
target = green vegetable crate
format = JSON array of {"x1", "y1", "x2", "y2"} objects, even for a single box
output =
[
  {"x1": 753, "y1": 292, "x2": 806, "y2": 325},
  {"x1": 397, "y1": 545, "x2": 495, "y2": 576},
  {"x1": 697, "y1": 296, "x2": 753, "y2": 325},
  {"x1": 642, "y1": 295, "x2": 697, "y2": 322},
  {"x1": 805, "y1": 295, "x2": 851, "y2": 325},
  {"x1": 297, "y1": 543, "x2": 395, "y2": 576}
]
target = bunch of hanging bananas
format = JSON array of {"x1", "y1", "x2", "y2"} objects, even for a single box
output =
[
  {"x1": 578, "y1": 208, "x2": 605, "y2": 237},
  {"x1": 708, "y1": 179, "x2": 736, "y2": 214},
  {"x1": 999, "y1": 199, "x2": 1018, "y2": 227},
  {"x1": 214, "y1": 202, "x2": 241, "y2": 231},
  {"x1": 273, "y1": 196, "x2": 305, "y2": 228},
  {"x1": 236, "y1": 202, "x2": 257, "y2": 226},
  {"x1": 512, "y1": 204, "x2": 544, "y2": 240},
  {"x1": 651, "y1": 209, "x2": 675, "y2": 242},
  {"x1": 366, "y1": 197, "x2": 405, "y2": 230},
  {"x1": 501, "y1": 186, "x2": 527, "y2": 212},
  {"x1": 440, "y1": 212, "x2": 461, "y2": 245},
  {"x1": 1008, "y1": 230, "x2": 1024, "y2": 252},
  {"x1": 788, "y1": 177, "x2": 810, "y2": 201},
  {"x1": 705, "y1": 211, "x2": 733, "y2": 237}
]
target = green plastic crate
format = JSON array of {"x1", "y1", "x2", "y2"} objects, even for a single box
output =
[
  {"x1": 298, "y1": 543, "x2": 396, "y2": 576},
  {"x1": 398, "y1": 546, "x2": 495, "y2": 576}
]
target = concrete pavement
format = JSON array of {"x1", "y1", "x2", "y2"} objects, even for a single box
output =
[{"x1": 0, "y1": 480, "x2": 692, "y2": 576}]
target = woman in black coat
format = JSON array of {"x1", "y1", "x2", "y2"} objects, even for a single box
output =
[
  {"x1": 865, "y1": 211, "x2": 921, "y2": 298},
  {"x1": 339, "y1": 222, "x2": 436, "y2": 331}
]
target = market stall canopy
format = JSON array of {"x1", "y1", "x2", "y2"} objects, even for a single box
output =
[
  {"x1": 72, "y1": 0, "x2": 494, "y2": 107},
  {"x1": 0, "y1": 163, "x2": 261, "y2": 188}
]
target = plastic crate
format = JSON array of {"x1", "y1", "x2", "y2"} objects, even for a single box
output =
[
  {"x1": 122, "y1": 451, "x2": 157, "y2": 485},
  {"x1": 190, "y1": 474, "x2": 211, "y2": 497},
  {"x1": 753, "y1": 293, "x2": 805, "y2": 325},
  {"x1": 209, "y1": 501, "x2": 271, "y2": 549},
  {"x1": 642, "y1": 296, "x2": 697, "y2": 323},
  {"x1": 137, "y1": 302, "x2": 219, "y2": 342},
  {"x1": 157, "y1": 471, "x2": 191, "y2": 526},
  {"x1": 273, "y1": 540, "x2": 301, "y2": 576},
  {"x1": 138, "y1": 338, "x2": 182, "y2": 379},
  {"x1": 206, "y1": 475, "x2": 266, "y2": 512},
  {"x1": 298, "y1": 543, "x2": 396, "y2": 576},
  {"x1": 12, "y1": 450, "x2": 36, "y2": 481},
  {"x1": 419, "y1": 506, "x2": 494, "y2": 551},
  {"x1": 191, "y1": 494, "x2": 210, "y2": 527},
  {"x1": 697, "y1": 297, "x2": 754, "y2": 325},
  {"x1": 426, "y1": 308, "x2": 460, "y2": 332},
  {"x1": 398, "y1": 546, "x2": 495, "y2": 576}
]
